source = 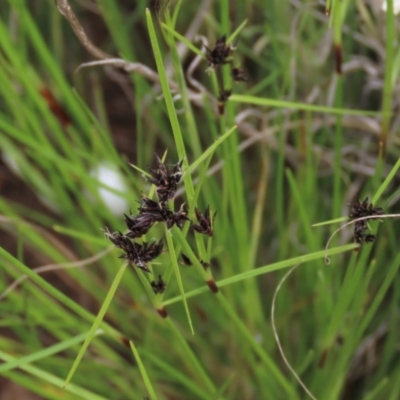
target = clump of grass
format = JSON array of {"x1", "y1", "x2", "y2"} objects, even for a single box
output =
[{"x1": 103, "y1": 154, "x2": 218, "y2": 319}]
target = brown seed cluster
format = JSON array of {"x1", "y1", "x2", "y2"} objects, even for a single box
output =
[
  {"x1": 349, "y1": 197, "x2": 384, "y2": 244},
  {"x1": 205, "y1": 35, "x2": 247, "y2": 115},
  {"x1": 191, "y1": 206, "x2": 216, "y2": 237},
  {"x1": 104, "y1": 228, "x2": 163, "y2": 273},
  {"x1": 104, "y1": 156, "x2": 217, "y2": 294},
  {"x1": 148, "y1": 156, "x2": 183, "y2": 202},
  {"x1": 205, "y1": 35, "x2": 234, "y2": 68},
  {"x1": 151, "y1": 275, "x2": 167, "y2": 294}
]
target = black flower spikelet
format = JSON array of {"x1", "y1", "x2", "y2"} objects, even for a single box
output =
[
  {"x1": 231, "y1": 67, "x2": 247, "y2": 82},
  {"x1": 103, "y1": 155, "x2": 219, "y2": 299},
  {"x1": 104, "y1": 157, "x2": 189, "y2": 277},
  {"x1": 191, "y1": 206, "x2": 216, "y2": 237},
  {"x1": 203, "y1": 33, "x2": 246, "y2": 116},
  {"x1": 349, "y1": 197, "x2": 384, "y2": 244},
  {"x1": 217, "y1": 89, "x2": 232, "y2": 115},
  {"x1": 138, "y1": 195, "x2": 170, "y2": 221},
  {"x1": 148, "y1": 156, "x2": 183, "y2": 202},
  {"x1": 151, "y1": 275, "x2": 166, "y2": 294},
  {"x1": 124, "y1": 212, "x2": 155, "y2": 239},
  {"x1": 103, "y1": 228, "x2": 131, "y2": 248},
  {"x1": 205, "y1": 35, "x2": 234, "y2": 68},
  {"x1": 166, "y1": 203, "x2": 190, "y2": 229},
  {"x1": 119, "y1": 239, "x2": 164, "y2": 273},
  {"x1": 218, "y1": 89, "x2": 232, "y2": 102},
  {"x1": 103, "y1": 228, "x2": 163, "y2": 273}
]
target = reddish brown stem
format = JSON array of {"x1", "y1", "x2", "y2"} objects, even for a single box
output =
[
  {"x1": 120, "y1": 336, "x2": 130, "y2": 348},
  {"x1": 318, "y1": 348, "x2": 328, "y2": 368},
  {"x1": 40, "y1": 87, "x2": 71, "y2": 127},
  {"x1": 156, "y1": 307, "x2": 168, "y2": 318},
  {"x1": 206, "y1": 279, "x2": 219, "y2": 293},
  {"x1": 334, "y1": 44, "x2": 342, "y2": 75}
]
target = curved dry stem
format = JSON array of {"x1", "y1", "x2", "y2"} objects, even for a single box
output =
[
  {"x1": 0, "y1": 247, "x2": 112, "y2": 301},
  {"x1": 76, "y1": 58, "x2": 163, "y2": 86},
  {"x1": 175, "y1": 0, "x2": 212, "y2": 61},
  {"x1": 186, "y1": 35, "x2": 208, "y2": 92},
  {"x1": 57, "y1": 0, "x2": 210, "y2": 110},
  {"x1": 56, "y1": 0, "x2": 111, "y2": 60},
  {"x1": 323, "y1": 213, "x2": 400, "y2": 264},
  {"x1": 271, "y1": 264, "x2": 317, "y2": 400},
  {"x1": 185, "y1": 35, "x2": 217, "y2": 112}
]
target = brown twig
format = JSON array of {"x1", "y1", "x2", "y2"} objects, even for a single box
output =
[
  {"x1": 55, "y1": 0, "x2": 209, "y2": 110},
  {"x1": 56, "y1": 0, "x2": 110, "y2": 60}
]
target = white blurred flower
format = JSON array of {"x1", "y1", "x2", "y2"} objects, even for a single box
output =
[
  {"x1": 90, "y1": 162, "x2": 129, "y2": 216},
  {"x1": 382, "y1": 0, "x2": 400, "y2": 14}
]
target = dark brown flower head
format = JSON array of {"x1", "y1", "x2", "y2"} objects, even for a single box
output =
[
  {"x1": 217, "y1": 89, "x2": 232, "y2": 115},
  {"x1": 191, "y1": 206, "x2": 216, "y2": 237},
  {"x1": 103, "y1": 228, "x2": 131, "y2": 249},
  {"x1": 349, "y1": 197, "x2": 384, "y2": 244},
  {"x1": 166, "y1": 203, "x2": 189, "y2": 229},
  {"x1": 218, "y1": 89, "x2": 232, "y2": 103},
  {"x1": 148, "y1": 157, "x2": 183, "y2": 202},
  {"x1": 124, "y1": 213, "x2": 155, "y2": 238},
  {"x1": 151, "y1": 275, "x2": 166, "y2": 294},
  {"x1": 119, "y1": 239, "x2": 164, "y2": 272},
  {"x1": 232, "y1": 67, "x2": 247, "y2": 82},
  {"x1": 137, "y1": 240, "x2": 164, "y2": 262},
  {"x1": 105, "y1": 226, "x2": 163, "y2": 272},
  {"x1": 138, "y1": 195, "x2": 173, "y2": 223},
  {"x1": 205, "y1": 35, "x2": 233, "y2": 68},
  {"x1": 349, "y1": 197, "x2": 384, "y2": 220},
  {"x1": 171, "y1": 160, "x2": 183, "y2": 184},
  {"x1": 156, "y1": 186, "x2": 177, "y2": 203},
  {"x1": 364, "y1": 234, "x2": 376, "y2": 243},
  {"x1": 138, "y1": 195, "x2": 162, "y2": 213},
  {"x1": 148, "y1": 155, "x2": 169, "y2": 188}
]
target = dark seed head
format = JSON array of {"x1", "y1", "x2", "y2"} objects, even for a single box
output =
[
  {"x1": 232, "y1": 67, "x2": 247, "y2": 82},
  {"x1": 205, "y1": 35, "x2": 234, "y2": 68},
  {"x1": 348, "y1": 197, "x2": 383, "y2": 244},
  {"x1": 191, "y1": 206, "x2": 216, "y2": 237},
  {"x1": 218, "y1": 89, "x2": 232, "y2": 103},
  {"x1": 151, "y1": 275, "x2": 166, "y2": 294},
  {"x1": 147, "y1": 157, "x2": 183, "y2": 202}
]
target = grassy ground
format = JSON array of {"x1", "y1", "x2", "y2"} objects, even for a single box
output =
[{"x1": 1, "y1": 0, "x2": 400, "y2": 399}]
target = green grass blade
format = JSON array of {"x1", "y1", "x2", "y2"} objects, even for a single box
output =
[
  {"x1": 53, "y1": 225, "x2": 111, "y2": 246},
  {"x1": 165, "y1": 229, "x2": 194, "y2": 334},
  {"x1": 0, "y1": 330, "x2": 103, "y2": 373},
  {"x1": 0, "y1": 350, "x2": 107, "y2": 400},
  {"x1": 129, "y1": 340, "x2": 158, "y2": 400},
  {"x1": 0, "y1": 246, "x2": 122, "y2": 340},
  {"x1": 226, "y1": 19, "x2": 248, "y2": 44},
  {"x1": 185, "y1": 125, "x2": 237, "y2": 176},
  {"x1": 312, "y1": 216, "x2": 348, "y2": 227},
  {"x1": 64, "y1": 263, "x2": 127, "y2": 386},
  {"x1": 372, "y1": 157, "x2": 400, "y2": 204},
  {"x1": 230, "y1": 94, "x2": 383, "y2": 116},
  {"x1": 161, "y1": 23, "x2": 204, "y2": 57},
  {"x1": 163, "y1": 244, "x2": 358, "y2": 305},
  {"x1": 145, "y1": 9, "x2": 195, "y2": 203}
]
